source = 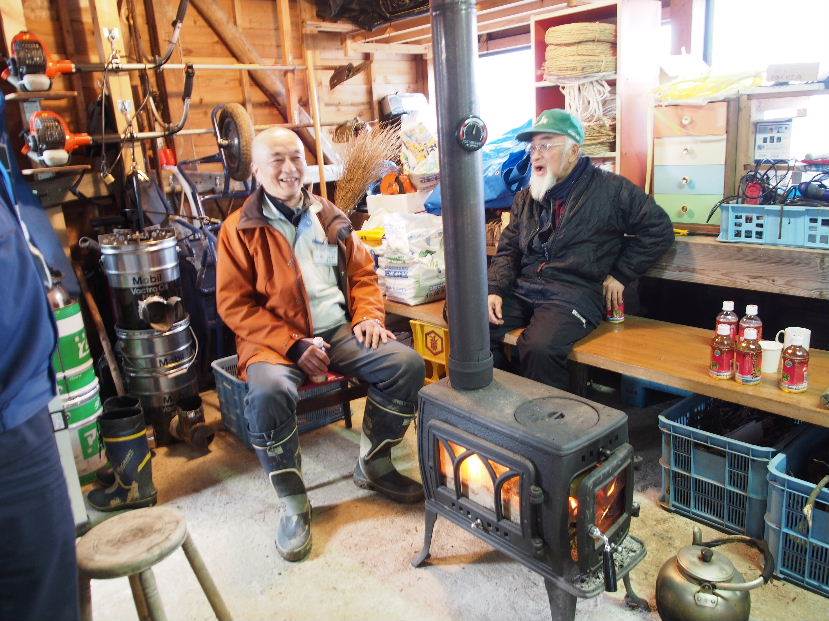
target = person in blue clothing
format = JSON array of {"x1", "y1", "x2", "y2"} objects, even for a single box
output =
[{"x1": 0, "y1": 190, "x2": 79, "y2": 621}]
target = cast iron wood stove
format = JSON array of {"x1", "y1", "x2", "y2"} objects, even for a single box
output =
[
  {"x1": 411, "y1": 2, "x2": 650, "y2": 619},
  {"x1": 413, "y1": 370, "x2": 649, "y2": 619}
]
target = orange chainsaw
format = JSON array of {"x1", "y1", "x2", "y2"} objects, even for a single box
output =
[
  {"x1": 2, "y1": 32, "x2": 74, "y2": 91},
  {"x1": 22, "y1": 111, "x2": 92, "y2": 167}
]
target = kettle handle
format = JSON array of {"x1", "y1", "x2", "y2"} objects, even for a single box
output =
[{"x1": 699, "y1": 535, "x2": 775, "y2": 591}]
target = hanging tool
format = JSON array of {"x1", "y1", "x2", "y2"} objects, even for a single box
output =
[
  {"x1": 329, "y1": 60, "x2": 370, "y2": 90},
  {"x1": 1, "y1": 0, "x2": 190, "y2": 91},
  {"x1": 22, "y1": 111, "x2": 92, "y2": 167},
  {"x1": 2, "y1": 32, "x2": 74, "y2": 91}
]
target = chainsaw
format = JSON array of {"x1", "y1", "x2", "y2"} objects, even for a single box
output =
[
  {"x1": 2, "y1": 0, "x2": 190, "y2": 91},
  {"x1": 22, "y1": 111, "x2": 92, "y2": 167},
  {"x1": 2, "y1": 31, "x2": 74, "y2": 92}
]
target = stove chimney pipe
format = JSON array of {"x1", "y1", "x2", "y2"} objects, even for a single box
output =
[{"x1": 429, "y1": 0, "x2": 493, "y2": 390}]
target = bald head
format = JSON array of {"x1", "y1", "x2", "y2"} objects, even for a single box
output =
[{"x1": 251, "y1": 127, "x2": 306, "y2": 206}]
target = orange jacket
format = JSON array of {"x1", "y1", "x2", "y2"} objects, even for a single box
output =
[{"x1": 217, "y1": 187, "x2": 385, "y2": 379}]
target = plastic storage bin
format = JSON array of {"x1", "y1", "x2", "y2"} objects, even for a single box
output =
[
  {"x1": 210, "y1": 355, "x2": 349, "y2": 448},
  {"x1": 765, "y1": 427, "x2": 829, "y2": 596},
  {"x1": 718, "y1": 203, "x2": 829, "y2": 250},
  {"x1": 410, "y1": 320, "x2": 449, "y2": 384},
  {"x1": 659, "y1": 395, "x2": 802, "y2": 537}
]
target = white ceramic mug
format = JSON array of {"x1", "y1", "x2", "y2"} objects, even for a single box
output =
[
  {"x1": 759, "y1": 340, "x2": 783, "y2": 374},
  {"x1": 776, "y1": 327, "x2": 811, "y2": 350}
]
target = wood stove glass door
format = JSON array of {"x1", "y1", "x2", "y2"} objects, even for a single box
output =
[{"x1": 427, "y1": 421, "x2": 536, "y2": 537}]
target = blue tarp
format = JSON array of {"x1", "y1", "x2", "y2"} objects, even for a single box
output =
[{"x1": 424, "y1": 119, "x2": 532, "y2": 215}]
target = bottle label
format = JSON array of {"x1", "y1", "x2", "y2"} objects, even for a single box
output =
[
  {"x1": 716, "y1": 320, "x2": 737, "y2": 338},
  {"x1": 780, "y1": 358, "x2": 808, "y2": 392},
  {"x1": 710, "y1": 346, "x2": 734, "y2": 378},
  {"x1": 606, "y1": 301, "x2": 625, "y2": 323},
  {"x1": 735, "y1": 351, "x2": 761, "y2": 384}
]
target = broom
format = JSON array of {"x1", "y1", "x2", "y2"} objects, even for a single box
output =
[{"x1": 334, "y1": 125, "x2": 401, "y2": 215}]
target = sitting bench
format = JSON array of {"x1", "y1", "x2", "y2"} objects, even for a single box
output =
[{"x1": 384, "y1": 300, "x2": 829, "y2": 428}]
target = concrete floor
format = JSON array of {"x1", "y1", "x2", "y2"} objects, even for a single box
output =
[{"x1": 84, "y1": 388, "x2": 825, "y2": 621}]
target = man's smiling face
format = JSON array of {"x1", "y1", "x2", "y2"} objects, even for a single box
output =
[{"x1": 251, "y1": 128, "x2": 307, "y2": 205}]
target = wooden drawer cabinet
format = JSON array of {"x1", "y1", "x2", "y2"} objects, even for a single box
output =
[
  {"x1": 654, "y1": 136, "x2": 726, "y2": 166},
  {"x1": 654, "y1": 102, "x2": 728, "y2": 137},
  {"x1": 653, "y1": 164, "x2": 726, "y2": 195},
  {"x1": 654, "y1": 194, "x2": 722, "y2": 225}
]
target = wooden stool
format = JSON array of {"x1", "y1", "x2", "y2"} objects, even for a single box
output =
[{"x1": 76, "y1": 506, "x2": 232, "y2": 621}]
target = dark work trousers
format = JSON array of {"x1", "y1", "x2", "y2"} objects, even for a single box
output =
[
  {"x1": 0, "y1": 407, "x2": 79, "y2": 621},
  {"x1": 490, "y1": 293, "x2": 597, "y2": 390},
  {"x1": 244, "y1": 322, "x2": 425, "y2": 444}
]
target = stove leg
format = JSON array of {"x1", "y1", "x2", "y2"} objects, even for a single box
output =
[
  {"x1": 622, "y1": 573, "x2": 651, "y2": 612},
  {"x1": 543, "y1": 579, "x2": 577, "y2": 621},
  {"x1": 412, "y1": 508, "x2": 437, "y2": 568}
]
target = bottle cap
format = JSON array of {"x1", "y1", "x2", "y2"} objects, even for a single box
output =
[
  {"x1": 716, "y1": 324, "x2": 732, "y2": 336},
  {"x1": 743, "y1": 328, "x2": 758, "y2": 340},
  {"x1": 746, "y1": 304, "x2": 758, "y2": 316},
  {"x1": 791, "y1": 334, "x2": 804, "y2": 346},
  {"x1": 722, "y1": 301, "x2": 734, "y2": 312}
]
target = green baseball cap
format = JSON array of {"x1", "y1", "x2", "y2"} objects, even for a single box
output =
[{"x1": 516, "y1": 109, "x2": 585, "y2": 145}]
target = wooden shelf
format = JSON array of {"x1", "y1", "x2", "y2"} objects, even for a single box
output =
[
  {"x1": 647, "y1": 235, "x2": 829, "y2": 300},
  {"x1": 531, "y1": 0, "x2": 658, "y2": 190},
  {"x1": 535, "y1": 75, "x2": 616, "y2": 88},
  {"x1": 589, "y1": 151, "x2": 617, "y2": 159},
  {"x1": 5, "y1": 91, "x2": 78, "y2": 102},
  {"x1": 21, "y1": 164, "x2": 90, "y2": 177}
]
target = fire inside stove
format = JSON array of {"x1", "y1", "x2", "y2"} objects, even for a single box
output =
[
  {"x1": 568, "y1": 469, "x2": 626, "y2": 561},
  {"x1": 437, "y1": 439, "x2": 521, "y2": 523}
]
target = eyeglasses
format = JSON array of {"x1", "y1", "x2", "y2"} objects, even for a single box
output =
[{"x1": 526, "y1": 142, "x2": 567, "y2": 155}]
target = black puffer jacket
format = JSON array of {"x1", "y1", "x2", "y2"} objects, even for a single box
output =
[{"x1": 488, "y1": 165, "x2": 674, "y2": 323}]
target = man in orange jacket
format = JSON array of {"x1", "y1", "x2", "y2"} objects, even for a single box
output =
[{"x1": 217, "y1": 127, "x2": 425, "y2": 562}]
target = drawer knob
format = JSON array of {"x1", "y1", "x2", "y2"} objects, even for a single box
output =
[
  {"x1": 680, "y1": 205, "x2": 689, "y2": 214},
  {"x1": 682, "y1": 147, "x2": 690, "y2": 155},
  {"x1": 680, "y1": 115, "x2": 692, "y2": 126},
  {"x1": 681, "y1": 176, "x2": 690, "y2": 185}
]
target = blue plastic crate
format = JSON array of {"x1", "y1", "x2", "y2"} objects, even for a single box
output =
[
  {"x1": 765, "y1": 427, "x2": 829, "y2": 596},
  {"x1": 659, "y1": 395, "x2": 802, "y2": 537},
  {"x1": 210, "y1": 355, "x2": 349, "y2": 448},
  {"x1": 620, "y1": 375, "x2": 692, "y2": 408},
  {"x1": 718, "y1": 203, "x2": 829, "y2": 250}
]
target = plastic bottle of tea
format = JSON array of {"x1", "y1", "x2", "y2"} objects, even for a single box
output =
[
  {"x1": 715, "y1": 301, "x2": 738, "y2": 338},
  {"x1": 709, "y1": 323, "x2": 735, "y2": 379},
  {"x1": 780, "y1": 334, "x2": 809, "y2": 393},
  {"x1": 734, "y1": 327, "x2": 761, "y2": 385},
  {"x1": 738, "y1": 304, "x2": 763, "y2": 341}
]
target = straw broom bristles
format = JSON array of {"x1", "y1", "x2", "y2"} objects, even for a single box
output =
[{"x1": 334, "y1": 125, "x2": 401, "y2": 215}]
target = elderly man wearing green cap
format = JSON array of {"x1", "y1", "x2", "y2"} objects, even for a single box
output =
[{"x1": 488, "y1": 109, "x2": 674, "y2": 389}]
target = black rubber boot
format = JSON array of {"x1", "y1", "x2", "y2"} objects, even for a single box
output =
[
  {"x1": 93, "y1": 396, "x2": 143, "y2": 489},
  {"x1": 252, "y1": 426, "x2": 312, "y2": 562},
  {"x1": 353, "y1": 398, "x2": 423, "y2": 504},
  {"x1": 87, "y1": 405, "x2": 157, "y2": 512}
]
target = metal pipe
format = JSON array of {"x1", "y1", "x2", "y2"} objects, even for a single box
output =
[
  {"x1": 160, "y1": 62, "x2": 307, "y2": 71},
  {"x1": 429, "y1": 0, "x2": 493, "y2": 390}
]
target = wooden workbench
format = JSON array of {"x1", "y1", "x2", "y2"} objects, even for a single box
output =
[
  {"x1": 489, "y1": 236, "x2": 829, "y2": 300},
  {"x1": 385, "y1": 299, "x2": 829, "y2": 427}
]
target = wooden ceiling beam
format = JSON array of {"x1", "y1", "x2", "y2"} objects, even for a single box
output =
[
  {"x1": 188, "y1": 0, "x2": 336, "y2": 164},
  {"x1": 358, "y1": 0, "x2": 543, "y2": 43},
  {"x1": 362, "y1": 0, "x2": 567, "y2": 45}
]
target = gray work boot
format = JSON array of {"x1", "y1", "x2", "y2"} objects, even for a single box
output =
[
  {"x1": 353, "y1": 397, "x2": 423, "y2": 504},
  {"x1": 252, "y1": 426, "x2": 312, "y2": 561}
]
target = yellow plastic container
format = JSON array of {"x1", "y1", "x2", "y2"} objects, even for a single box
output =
[{"x1": 410, "y1": 320, "x2": 449, "y2": 384}]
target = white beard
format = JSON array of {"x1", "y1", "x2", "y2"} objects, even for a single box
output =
[{"x1": 529, "y1": 168, "x2": 557, "y2": 201}]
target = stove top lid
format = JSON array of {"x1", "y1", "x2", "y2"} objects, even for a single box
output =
[
  {"x1": 419, "y1": 369, "x2": 627, "y2": 453},
  {"x1": 514, "y1": 397, "x2": 600, "y2": 434}
]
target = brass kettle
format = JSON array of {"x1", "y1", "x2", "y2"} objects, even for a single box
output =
[{"x1": 655, "y1": 527, "x2": 774, "y2": 621}]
